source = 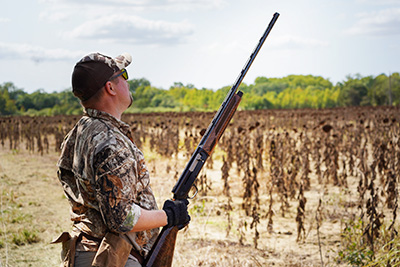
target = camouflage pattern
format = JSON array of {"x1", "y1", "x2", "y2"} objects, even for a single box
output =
[
  {"x1": 78, "y1": 52, "x2": 132, "y2": 72},
  {"x1": 57, "y1": 108, "x2": 159, "y2": 257}
]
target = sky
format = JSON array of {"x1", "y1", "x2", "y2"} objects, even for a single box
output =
[{"x1": 1, "y1": 0, "x2": 400, "y2": 94}]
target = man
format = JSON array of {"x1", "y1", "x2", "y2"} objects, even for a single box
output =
[{"x1": 53, "y1": 52, "x2": 190, "y2": 267}]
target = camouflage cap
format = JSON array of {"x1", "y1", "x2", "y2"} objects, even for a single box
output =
[{"x1": 72, "y1": 52, "x2": 132, "y2": 101}]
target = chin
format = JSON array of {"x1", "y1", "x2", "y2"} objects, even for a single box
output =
[{"x1": 128, "y1": 96, "x2": 133, "y2": 108}]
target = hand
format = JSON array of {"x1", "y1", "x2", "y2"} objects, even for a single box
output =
[{"x1": 162, "y1": 199, "x2": 191, "y2": 228}]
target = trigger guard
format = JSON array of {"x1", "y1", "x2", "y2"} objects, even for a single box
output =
[{"x1": 188, "y1": 184, "x2": 198, "y2": 199}]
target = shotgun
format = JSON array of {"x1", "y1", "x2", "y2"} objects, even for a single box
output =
[{"x1": 144, "y1": 12, "x2": 280, "y2": 267}]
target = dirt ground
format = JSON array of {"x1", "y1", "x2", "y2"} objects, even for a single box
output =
[{"x1": 0, "y1": 142, "x2": 352, "y2": 267}]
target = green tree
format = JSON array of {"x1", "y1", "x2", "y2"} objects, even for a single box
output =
[
  {"x1": 129, "y1": 78, "x2": 151, "y2": 93},
  {"x1": 52, "y1": 89, "x2": 82, "y2": 115},
  {"x1": 388, "y1": 72, "x2": 400, "y2": 105},
  {"x1": 368, "y1": 73, "x2": 400, "y2": 106},
  {"x1": 132, "y1": 86, "x2": 163, "y2": 108},
  {"x1": 16, "y1": 94, "x2": 35, "y2": 111},
  {"x1": 337, "y1": 75, "x2": 370, "y2": 107},
  {"x1": 1, "y1": 73, "x2": 398, "y2": 115},
  {"x1": 242, "y1": 94, "x2": 273, "y2": 110},
  {"x1": 0, "y1": 88, "x2": 17, "y2": 115}
]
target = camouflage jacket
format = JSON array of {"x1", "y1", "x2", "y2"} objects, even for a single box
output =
[{"x1": 57, "y1": 108, "x2": 159, "y2": 256}]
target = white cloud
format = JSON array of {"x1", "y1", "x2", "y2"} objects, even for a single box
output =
[
  {"x1": 37, "y1": 0, "x2": 223, "y2": 45},
  {"x1": 345, "y1": 8, "x2": 400, "y2": 36},
  {"x1": 63, "y1": 15, "x2": 194, "y2": 45},
  {"x1": 164, "y1": 0, "x2": 227, "y2": 10},
  {"x1": 39, "y1": 10, "x2": 70, "y2": 22},
  {"x1": 0, "y1": 42, "x2": 84, "y2": 63},
  {"x1": 355, "y1": 0, "x2": 400, "y2": 5},
  {"x1": 0, "y1": 18, "x2": 10, "y2": 23},
  {"x1": 39, "y1": 0, "x2": 226, "y2": 18}
]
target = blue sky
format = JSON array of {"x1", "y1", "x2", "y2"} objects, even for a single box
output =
[{"x1": 1, "y1": 0, "x2": 399, "y2": 93}]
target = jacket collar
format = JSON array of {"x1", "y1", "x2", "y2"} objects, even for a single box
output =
[{"x1": 84, "y1": 108, "x2": 131, "y2": 135}]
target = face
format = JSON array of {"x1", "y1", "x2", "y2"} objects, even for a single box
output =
[{"x1": 110, "y1": 70, "x2": 133, "y2": 110}]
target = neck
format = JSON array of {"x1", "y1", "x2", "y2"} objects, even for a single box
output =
[{"x1": 85, "y1": 101, "x2": 123, "y2": 120}]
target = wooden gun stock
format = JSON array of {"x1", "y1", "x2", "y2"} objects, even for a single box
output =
[{"x1": 144, "y1": 226, "x2": 179, "y2": 267}]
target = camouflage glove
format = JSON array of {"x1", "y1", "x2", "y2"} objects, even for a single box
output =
[{"x1": 162, "y1": 199, "x2": 191, "y2": 228}]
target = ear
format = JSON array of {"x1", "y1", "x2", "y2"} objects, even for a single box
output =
[{"x1": 104, "y1": 81, "x2": 117, "y2": 96}]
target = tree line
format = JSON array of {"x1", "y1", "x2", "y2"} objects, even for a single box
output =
[{"x1": 0, "y1": 73, "x2": 399, "y2": 116}]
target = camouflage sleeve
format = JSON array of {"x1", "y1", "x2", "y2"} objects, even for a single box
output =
[{"x1": 94, "y1": 143, "x2": 143, "y2": 233}]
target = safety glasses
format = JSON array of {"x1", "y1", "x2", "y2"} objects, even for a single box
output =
[{"x1": 109, "y1": 68, "x2": 128, "y2": 81}]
